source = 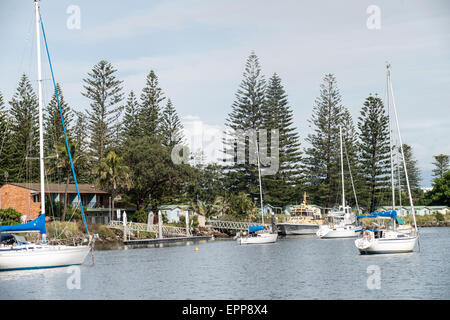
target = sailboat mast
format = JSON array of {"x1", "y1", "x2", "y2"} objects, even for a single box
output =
[
  {"x1": 256, "y1": 133, "x2": 264, "y2": 226},
  {"x1": 386, "y1": 65, "x2": 396, "y2": 211},
  {"x1": 388, "y1": 66, "x2": 418, "y2": 233},
  {"x1": 35, "y1": 1, "x2": 46, "y2": 222},
  {"x1": 339, "y1": 126, "x2": 345, "y2": 208}
]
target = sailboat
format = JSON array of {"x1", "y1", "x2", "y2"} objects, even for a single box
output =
[
  {"x1": 354, "y1": 64, "x2": 419, "y2": 254},
  {"x1": 316, "y1": 127, "x2": 361, "y2": 238},
  {"x1": 0, "y1": 1, "x2": 92, "y2": 271},
  {"x1": 237, "y1": 132, "x2": 278, "y2": 245}
]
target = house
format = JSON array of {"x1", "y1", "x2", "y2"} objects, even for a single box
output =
[
  {"x1": 0, "y1": 183, "x2": 111, "y2": 221},
  {"x1": 375, "y1": 205, "x2": 450, "y2": 217},
  {"x1": 157, "y1": 204, "x2": 205, "y2": 227}
]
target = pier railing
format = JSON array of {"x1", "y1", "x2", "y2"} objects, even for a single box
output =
[
  {"x1": 108, "y1": 220, "x2": 188, "y2": 237},
  {"x1": 206, "y1": 219, "x2": 269, "y2": 231}
]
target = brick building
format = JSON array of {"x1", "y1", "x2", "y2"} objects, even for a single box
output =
[{"x1": 0, "y1": 183, "x2": 110, "y2": 221}]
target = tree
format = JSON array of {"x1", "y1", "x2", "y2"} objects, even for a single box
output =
[
  {"x1": 0, "y1": 91, "x2": 14, "y2": 184},
  {"x1": 303, "y1": 74, "x2": 347, "y2": 208},
  {"x1": 424, "y1": 171, "x2": 450, "y2": 206},
  {"x1": 122, "y1": 91, "x2": 142, "y2": 141},
  {"x1": 398, "y1": 144, "x2": 421, "y2": 191},
  {"x1": 432, "y1": 154, "x2": 449, "y2": 181},
  {"x1": 94, "y1": 151, "x2": 131, "y2": 218},
  {"x1": 8, "y1": 74, "x2": 39, "y2": 182},
  {"x1": 357, "y1": 94, "x2": 391, "y2": 211},
  {"x1": 0, "y1": 208, "x2": 22, "y2": 226},
  {"x1": 261, "y1": 73, "x2": 302, "y2": 205},
  {"x1": 139, "y1": 70, "x2": 165, "y2": 138},
  {"x1": 122, "y1": 137, "x2": 190, "y2": 214},
  {"x1": 82, "y1": 60, "x2": 124, "y2": 164},
  {"x1": 160, "y1": 98, "x2": 184, "y2": 148},
  {"x1": 44, "y1": 83, "x2": 73, "y2": 155},
  {"x1": 224, "y1": 51, "x2": 266, "y2": 196}
]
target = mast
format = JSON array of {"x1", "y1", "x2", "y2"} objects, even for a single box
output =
[
  {"x1": 256, "y1": 133, "x2": 264, "y2": 226},
  {"x1": 339, "y1": 126, "x2": 345, "y2": 209},
  {"x1": 388, "y1": 65, "x2": 418, "y2": 234},
  {"x1": 35, "y1": 0, "x2": 46, "y2": 243},
  {"x1": 386, "y1": 64, "x2": 396, "y2": 211}
]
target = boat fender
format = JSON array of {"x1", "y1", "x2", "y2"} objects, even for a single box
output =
[{"x1": 363, "y1": 230, "x2": 372, "y2": 241}]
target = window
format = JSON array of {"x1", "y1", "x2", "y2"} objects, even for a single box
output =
[{"x1": 33, "y1": 194, "x2": 40, "y2": 203}]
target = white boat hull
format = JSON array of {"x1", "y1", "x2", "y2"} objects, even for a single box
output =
[
  {"x1": 355, "y1": 235, "x2": 417, "y2": 254},
  {"x1": 276, "y1": 223, "x2": 319, "y2": 235},
  {"x1": 237, "y1": 233, "x2": 278, "y2": 245},
  {"x1": 317, "y1": 225, "x2": 361, "y2": 238},
  {"x1": 0, "y1": 245, "x2": 91, "y2": 271}
]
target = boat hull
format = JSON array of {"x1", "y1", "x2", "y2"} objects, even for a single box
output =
[
  {"x1": 276, "y1": 223, "x2": 319, "y2": 235},
  {"x1": 317, "y1": 226, "x2": 361, "y2": 238},
  {"x1": 355, "y1": 236, "x2": 417, "y2": 254},
  {"x1": 0, "y1": 245, "x2": 91, "y2": 271},
  {"x1": 237, "y1": 233, "x2": 278, "y2": 245}
]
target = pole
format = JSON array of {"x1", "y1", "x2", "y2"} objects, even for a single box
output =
[
  {"x1": 255, "y1": 132, "x2": 264, "y2": 226},
  {"x1": 339, "y1": 126, "x2": 345, "y2": 209},
  {"x1": 386, "y1": 65, "x2": 396, "y2": 211},
  {"x1": 158, "y1": 210, "x2": 163, "y2": 239},
  {"x1": 185, "y1": 210, "x2": 190, "y2": 236},
  {"x1": 35, "y1": 1, "x2": 46, "y2": 244},
  {"x1": 388, "y1": 66, "x2": 419, "y2": 241}
]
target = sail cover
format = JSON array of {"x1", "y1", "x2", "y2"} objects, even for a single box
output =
[
  {"x1": 249, "y1": 225, "x2": 265, "y2": 232},
  {"x1": 0, "y1": 214, "x2": 46, "y2": 234},
  {"x1": 357, "y1": 210, "x2": 397, "y2": 219}
]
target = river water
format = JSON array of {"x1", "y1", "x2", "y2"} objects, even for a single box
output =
[{"x1": 1, "y1": 227, "x2": 449, "y2": 300}]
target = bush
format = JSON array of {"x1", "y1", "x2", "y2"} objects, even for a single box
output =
[
  {"x1": 129, "y1": 209, "x2": 148, "y2": 223},
  {"x1": 0, "y1": 208, "x2": 23, "y2": 225},
  {"x1": 435, "y1": 212, "x2": 445, "y2": 222}
]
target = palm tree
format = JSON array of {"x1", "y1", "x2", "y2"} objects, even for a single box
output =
[{"x1": 94, "y1": 151, "x2": 132, "y2": 218}]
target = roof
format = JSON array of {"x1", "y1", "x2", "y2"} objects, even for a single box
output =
[{"x1": 4, "y1": 183, "x2": 109, "y2": 194}]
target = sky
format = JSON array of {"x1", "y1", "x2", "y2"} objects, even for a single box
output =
[{"x1": 0, "y1": 0, "x2": 449, "y2": 187}]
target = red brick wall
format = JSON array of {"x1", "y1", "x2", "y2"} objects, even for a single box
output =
[{"x1": 0, "y1": 185, "x2": 41, "y2": 220}]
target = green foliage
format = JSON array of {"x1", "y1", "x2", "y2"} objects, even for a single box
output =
[
  {"x1": 129, "y1": 208, "x2": 148, "y2": 223},
  {"x1": 304, "y1": 74, "x2": 350, "y2": 208},
  {"x1": 0, "y1": 208, "x2": 22, "y2": 225},
  {"x1": 139, "y1": 70, "x2": 165, "y2": 137},
  {"x1": 432, "y1": 154, "x2": 449, "y2": 181},
  {"x1": 357, "y1": 94, "x2": 390, "y2": 211},
  {"x1": 423, "y1": 171, "x2": 450, "y2": 206},
  {"x1": 161, "y1": 98, "x2": 184, "y2": 148},
  {"x1": 82, "y1": 60, "x2": 124, "y2": 164}
]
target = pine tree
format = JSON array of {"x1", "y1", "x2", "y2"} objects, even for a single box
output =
[
  {"x1": 357, "y1": 94, "x2": 391, "y2": 211},
  {"x1": 398, "y1": 144, "x2": 421, "y2": 190},
  {"x1": 44, "y1": 83, "x2": 73, "y2": 154},
  {"x1": 139, "y1": 70, "x2": 165, "y2": 138},
  {"x1": 260, "y1": 73, "x2": 302, "y2": 205},
  {"x1": 122, "y1": 91, "x2": 142, "y2": 141},
  {"x1": 71, "y1": 111, "x2": 91, "y2": 183},
  {"x1": 224, "y1": 51, "x2": 266, "y2": 196},
  {"x1": 8, "y1": 74, "x2": 40, "y2": 182},
  {"x1": 303, "y1": 74, "x2": 347, "y2": 208},
  {"x1": 0, "y1": 92, "x2": 14, "y2": 184},
  {"x1": 82, "y1": 60, "x2": 124, "y2": 164},
  {"x1": 432, "y1": 154, "x2": 449, "y2": 180},
  {"x1": 161, "y1": 98, "x2": 184, "y2": 148}
]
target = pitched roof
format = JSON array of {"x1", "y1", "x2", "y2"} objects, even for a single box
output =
[{"x1": 5, "y1": 183, "x2": 109, "y2": 194}]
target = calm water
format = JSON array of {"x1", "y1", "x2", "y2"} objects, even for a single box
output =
[{"x1": 1, "y1": 227, "x2": 450, "y2": 300}]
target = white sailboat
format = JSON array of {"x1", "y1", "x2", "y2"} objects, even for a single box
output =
[
  {"x1": 237, "y1": 132, "x2": 278, "y2": 245},
  {"x1": 0, "y1": 1, "x2": 91, "y2": 271},
  {"x1": 354, "y1": 64, "x2": 419, "y2": 254},
  {"x1": 317, "y1": 127, "x2": 361, "y2": 238}
]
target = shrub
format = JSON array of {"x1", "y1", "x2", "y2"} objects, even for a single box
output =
[{"x1": 0, "y1": 208, "x2": 23, "y2": 226}]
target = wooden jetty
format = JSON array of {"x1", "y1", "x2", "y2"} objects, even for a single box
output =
[{"x1": 124, "y1": 235, "x2": 213, "y2": 246}]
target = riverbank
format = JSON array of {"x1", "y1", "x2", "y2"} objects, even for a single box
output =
[{"x1": 25, "y1": 215, "x2": 450, "y2": 250}]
